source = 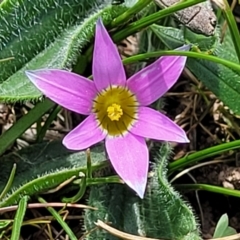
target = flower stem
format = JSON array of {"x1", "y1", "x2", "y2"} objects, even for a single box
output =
[
  {"x1": 123, "y1": 50, "x2": 240, "y2": 72},
  {"x1": 110, "y1": 0, "x2": 152, "y2": 28},
  {"x1": 175, "y1": 183, "x2": 240, "y2": 198},
  {"x1": 10, "y1": 196, "x2": 28, "y2": 240},
  {"x1": 87, "y1": 176, "x2": 122, "y2": 185},
  {"x1": 169, "y1": 139, "x2": 240, "y2": 173}
]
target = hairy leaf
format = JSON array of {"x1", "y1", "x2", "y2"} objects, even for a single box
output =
[
  {"x1": 0, "y1": 141, "x2": 107, "y2": 207},
  {"x1": 0, "y1": 5, "x2": 128, "y2": 101},
  {"x1": 0, "y1": 0, "x2": 134, "y2": 101},
  {"x1": 0, "y1": 0, "x2": 102, "y2": 81}
]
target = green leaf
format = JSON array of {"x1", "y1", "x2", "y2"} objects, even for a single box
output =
[
  {"x1": 139, "y1": 144, "x2": 200, "y2": 239},
  {"x1": 84, "y1": 143, "x2": 200, "y2": 240},
  {"x1": 213, "y1": 213, "x2": 237, "y2": 238},
  {"x1": 0, "y1": 1, "x2": 131, "y2": 102},
  {"x1": 213, "y1": 213, "x2": 228, "y2": 238},
  {"x1": 151, "y1": 24, "x2": 240, "y2": 115},
  {"x1": 223, "y1": 227, "x2": 237, "y2": 237},
  {"x1": 10, "y1": 196, "x2": 28, "y2": 240},
  {"x1": 0, "y1": 0, "x2": 101, "y2": 81},
  {"x1": 85, "y1": 184, "x2": 125, "y2": 240},
  {"x1": 0, "y1": 141, "x2": 107, "y2": 207},
  {"x1": 150, "y1": 24, "x2": 217, "y2": 51}
]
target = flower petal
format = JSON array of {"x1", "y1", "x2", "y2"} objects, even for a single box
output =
[
  {"x1": 63, "y1": 114, "x2": 106, "y2": 150},
  {"x1": 26, "y1": 69, "x2": 97, "y2": 115},
  {"x1": 130, "y1": 107, "x2": 189, "y2": 143},
  {"x1": 127, "y1": 45, "x2": 190, "y2": 106},
  {"x1": 93, "y1": 18, "x2": 126, "y2": 91},
  {"x1": 105, "y1": 133, "x2": 148, "y2": 198}
]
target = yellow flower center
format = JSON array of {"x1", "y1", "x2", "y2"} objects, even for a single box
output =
[
  {"x1": 107, "y1": 103, "x2": 123, "y2": 121},
  {"x1": 92, "y1": 86, "x2": 138, "y2": 136}
]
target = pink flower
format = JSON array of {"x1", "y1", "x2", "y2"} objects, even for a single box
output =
[{"x1": 25, "y1": 19, "x2": 189, "y2": 198}]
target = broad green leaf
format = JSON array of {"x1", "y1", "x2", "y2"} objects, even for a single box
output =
[
  {"x1": 150, "y1": 24, "x2": 217, "y2": 51},
  {"x1": 213, "y1": 213, "x2": 237, "y2": 238},
  {"x1": 0, "y1": 5, "x2": 128, "y2": 101},
  {"x1": 84, "y1": 143, "x2": 200, "y2": 240},
  {"x1": 0, "y1": 141, "x2": 107, "y2": 207},
  {"x1": 223, "y1": 227, "x2": 238, "y2": 237},
  {"x1": 213, "y1": 213, "x2": 228, "y2": 238},
  {"x1": 138, "y1": 143, "x2": 200, "y2": 239},
  {"x1": 151, "y1": 24, "x2": 240, "y2": 115},
  {"x1": 0, "y1": 0, "x2": 135, "y2": 102},
  {"x1": 0, "y1": 0, "x2": 102, "y2": 81}
]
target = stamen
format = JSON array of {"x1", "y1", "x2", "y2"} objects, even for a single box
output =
[{"x1": 107, "y1": 103, "x2": 123, "y2": 121}]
